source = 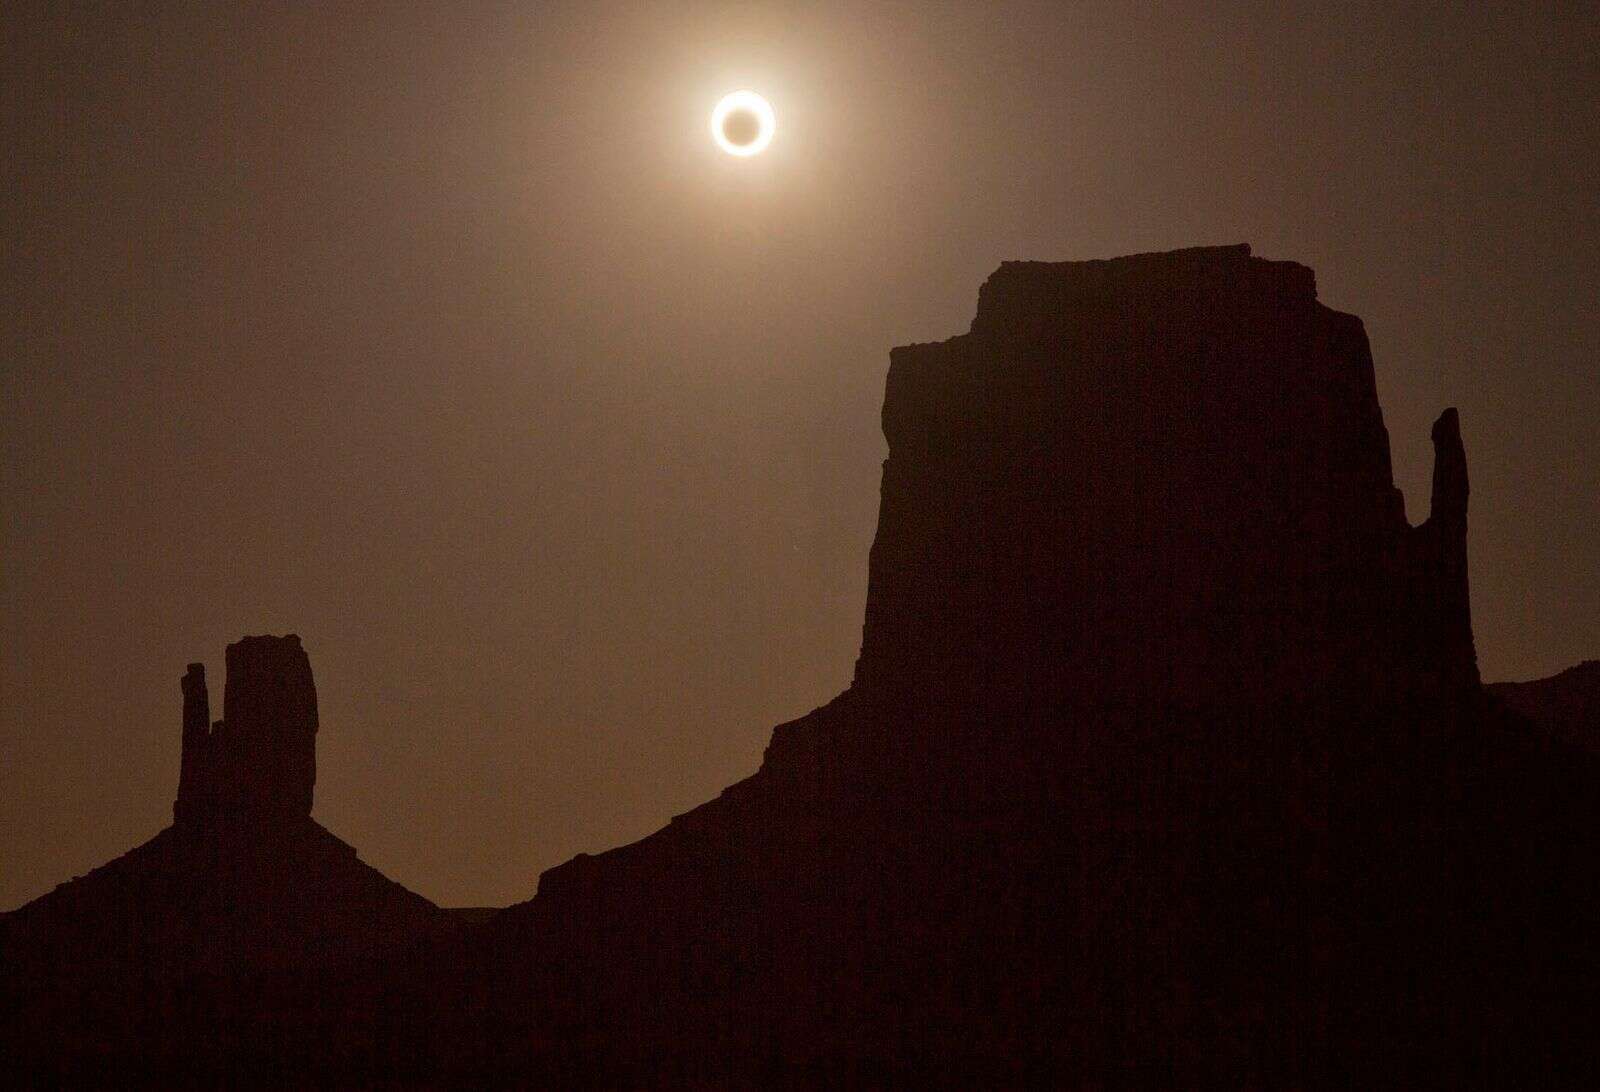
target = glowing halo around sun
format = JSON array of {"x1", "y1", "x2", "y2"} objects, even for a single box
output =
[{"x1": 711, "y1": 90, "x2": 776, "y2": 157}]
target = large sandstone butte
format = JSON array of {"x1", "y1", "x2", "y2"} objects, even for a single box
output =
[
  {"x1": 488, "y1": 245, "x2": 1596, "y2": 1086},
  {"x1": 854, "y1": 246, "x2": 1476, "y2": 714}
]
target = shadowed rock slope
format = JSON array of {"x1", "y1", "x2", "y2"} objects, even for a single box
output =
[{"x1": 1490, "y1": 659, "x2": 1600, "y2": 753}]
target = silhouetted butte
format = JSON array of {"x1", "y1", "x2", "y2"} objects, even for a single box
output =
[{"x1": 7, "y1": 247, "x2": 1598, "y2": 1088}]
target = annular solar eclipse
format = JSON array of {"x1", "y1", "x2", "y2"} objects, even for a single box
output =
[{"x1": 711, "y1": 90, "x2": 775, "y2": 157}]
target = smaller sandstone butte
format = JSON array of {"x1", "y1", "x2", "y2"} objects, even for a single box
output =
[
  {"x1": 2, "y1": 635, "x2": 441, "y2": 1022},
  {"x1": 1491, "y1": 660, "x2": 1600, "y2": 753},
  {"x1": 175, "y1": 634, "x2": 318, "y2": 822}
]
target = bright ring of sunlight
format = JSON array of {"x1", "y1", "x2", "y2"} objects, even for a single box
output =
[{"x1": 711, "y1": 91, "x2": 776, "y2": 157}]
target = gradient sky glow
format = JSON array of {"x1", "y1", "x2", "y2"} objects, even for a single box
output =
[{"x1": 4, "y1": 2, "x2": 1597, "y2": 910}]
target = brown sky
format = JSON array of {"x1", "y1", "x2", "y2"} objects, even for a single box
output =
[{"x1": 4, "y1": 2, "x2": 1597, "y2": 911}]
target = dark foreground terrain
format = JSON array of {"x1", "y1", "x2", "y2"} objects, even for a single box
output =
[{"x1": 5, "y1": 246, "x2": 1597, "y2": 1087}]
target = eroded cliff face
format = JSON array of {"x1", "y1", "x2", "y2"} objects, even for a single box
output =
[{"x1": 853, "y1": 244, "x2": 1476, "y2": 720}]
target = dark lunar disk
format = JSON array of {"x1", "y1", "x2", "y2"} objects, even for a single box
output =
[{"x1": 721, "y1": 108, "x2": 760, "y2": 147}]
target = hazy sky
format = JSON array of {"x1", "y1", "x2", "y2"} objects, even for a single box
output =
[{"x1": 4, "y1": 2, "x2": 1597, "y2": 910}]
